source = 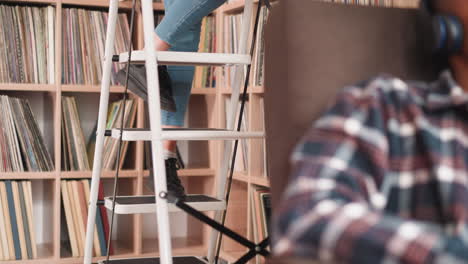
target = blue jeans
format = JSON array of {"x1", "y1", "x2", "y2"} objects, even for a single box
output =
[{"x1": 157, "y1": 0, "x2": 227, "y2": 126}]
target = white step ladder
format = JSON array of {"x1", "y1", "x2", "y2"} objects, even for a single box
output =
[{"x1": 83, "y1": 0, "x2": 257, "y2": 263}]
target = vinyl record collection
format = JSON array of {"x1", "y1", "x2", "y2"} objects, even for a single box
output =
[
  {"x1": 250, "y1": 185, "x2": 271, "y2": 251},
  {"x1": 60, "y1": 179, "x2": 110, "y2": 257},
  {"x1": 193, "y1": 15, "x2": 217, "y2": 89},
  {"x1": 0, "y1": 95, "x2": 54, "y2": 172},
  {"x1": 61, "y1": 96, "x2": 90, "y2": 171},
  {"x1": 62, "y1": 8, "x2": 130, "y2": 85},
  {"x1": 0, "y1": 180, "x2": 37, "y2": 260},
  {"x1": 0, "y1": 4, "x2": 55, "y2": 84}
]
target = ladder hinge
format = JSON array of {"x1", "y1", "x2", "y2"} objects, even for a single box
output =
[{"x1": 112, "y1": 55, "x2": 120, "y2": 62}]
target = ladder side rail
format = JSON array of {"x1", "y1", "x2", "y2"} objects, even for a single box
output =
[
  {"x1": 208, "y1": 0, "x2": 255, "y2": 262},
  {"x1": 140, "y1": 0, "x2": 173, "y2": 264},
  {"x1": 83, "y1": 1, "x2": 120, "y2": 263}
]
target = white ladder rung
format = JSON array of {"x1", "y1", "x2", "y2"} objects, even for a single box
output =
[
  {"x1": 110, "y1": 128, "x2": 264, "y2": 141},
  {"x1": 104, "y1": 195, "x2": 226, "y2": 214},
  {"x1": 118, "y1": 50, "x2": 251, "y2": 66}
]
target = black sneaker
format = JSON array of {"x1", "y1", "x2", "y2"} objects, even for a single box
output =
[
  {"x1": 165, "y1": 158, "x2": 186, "y2": 199},
  {"x1": 117, "y1": 65, "x2": 177, "y2": 112},
  {"x1": 147, "y1": 158, "x2": 186, "y2": 200}
]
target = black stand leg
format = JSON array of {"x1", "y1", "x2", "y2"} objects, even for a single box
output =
[{"x1": 161, "y1": 192, "x2": 270, "y2": 263}]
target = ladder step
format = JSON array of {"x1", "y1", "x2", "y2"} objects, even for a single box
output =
[
  {"x1": 105, "y1": 195, "x2": 226, "y2": 214},
  {"x1": 108, "y1": 128, "x2": 264, "y2": 141},
  {"x1": 118, "y1": 51, "x2": 251, "y2": 66},
  {"x1": 98, "y1": 256, "x2": 208, "y2": 264}
]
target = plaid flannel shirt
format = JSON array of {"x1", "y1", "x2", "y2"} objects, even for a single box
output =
[{"x1": 273, "y1": 70, "x2": 468, "y2": 264}]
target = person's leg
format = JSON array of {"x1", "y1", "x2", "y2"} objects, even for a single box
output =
[
  {"x1": 155, "y1": 0, "x2": 227, "y2": 52},
  {"x1": 146, "y1": 0, "x2": 227, "y2": 197},
  {"x1": 157, "y1": 0, "x2": 227, "y2": 153}
]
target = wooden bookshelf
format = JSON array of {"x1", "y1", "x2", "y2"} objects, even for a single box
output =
[
  {"x1": 0, "y1": 0, "x2": 419, "y2": 263},
  {"x1": 0, "y1": 1, "x2": 214, "y2": 263}
]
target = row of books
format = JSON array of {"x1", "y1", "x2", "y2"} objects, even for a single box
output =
[
  {"x1": 324, "y1": 0, "x2": 418, "y2": 7},
  {"x1": 62, "y1": 8, "x2": 130, "y2": 85},
  {"x1": 223, "y1": 11, "x2": 242, "y2": 89},
  {"x1": 62, "y1": 96, "x2": 90, "y2": 171},
  {"x1": 0, "y1": 3, "x2": 130, "y2": 85},
  {"x1": 60, "y1": 180, "x2": 111, "y2": 257},
  {"x1": 222, "y1": 7, "x2": 269, "y2": 88},
  {"x1": 62, "y1": 97, "x2": 137, "y2": 171},
  {"x1": 0, "y1": 181, "x2": 37, "y2": 260},
  {"x1": 0, "y1": 95, "x2": 54, "y2": 172},
  {"x1": 193, "y1": 15, "x2": 217, "y2": 89},
  {"x1": 226, "y1": 0, "x2": 419, "y2": 7},
  {"x1": 101, "y1": 99, "x2": 137, "y2": 170},
  {"x1": 0, "y1": 4, "x2": 55, "y2": 84},
  {"x1": 250, "y1": 185, "x2": 271, "y2": 262},
  {"x1": 251, "y1": 6, "x2": 269, "y2": 87}
]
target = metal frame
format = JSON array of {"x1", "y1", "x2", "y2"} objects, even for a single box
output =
[{"x1": 83, "y1": 0, "x2": 120, "y2": 263}]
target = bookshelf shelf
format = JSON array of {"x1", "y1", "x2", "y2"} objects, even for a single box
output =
[
  {"x1": 220, "y1": 89, "x2": 232, "y2": 94},
  {"x1": 153, "y1": 2, "x2": 165, "y2": 11},
  {"x1": 233, "y1": 172, "x2": 249, "y2": 184},
  {"x1": 61, "y1": 85, "x2": 127, "y2": 93},
  {"x1": 141, "y1": 237, "x2": 205, "y2": 256},
  {"x1": 222, "y1": 0, "x2": 248, "y2": 13},
  {"x1": 60, "y1": 170, "x2": 139, "y2": 179},
  {"x1": 251, "y1": 85, "x2": 264, "y2": 94},
  {"x1": 220, "y1": 250, "x2": 248, "y2": 263},
  {"x1": 8, "y1": 259, "x2": 55, "y2": 264},
  {"x1": 191, "y1": 87, "x2": 217, "y2": 95},
  {"x1": 0, "y1": 84, "x2": 56, "y2": 92},
  {"x1": 1, "y1": 172, "x2": 57, "y2": 179},
  {"x1": 250, "y1": 176, "x2": 269, "y2": 188},
  {"x1": 61, "y1": 0, "x2": 141, "y2": 9},
  {"x1": 4, "y1": 243, "x2": 54, "y2": 263},
  {"x1": 222, "y1": 0, "x2": 266, "y2": 13},
  {"x1": 142, "y1": 168, "x2": 216, "y2": 177},
  {"x1": 7, "y1": 0, "x2": 58, "y2": 5},
  {"x1": 61, "y1": 86, "x2": 217, "y2": 94},
  {"x1": 218, "y1": 85, "x2": 262, "y2": 94}
]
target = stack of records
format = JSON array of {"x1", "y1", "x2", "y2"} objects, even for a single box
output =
[
  {"x1": 61, "y1": 96, "x2": 91, "y2": 171},
  {"x1": 60, "y1": 180, "x2": 110, "y2": 257},
  {"x1": 0, "y1": 4, "x2": 55, "y2": 84},
  {"x1": 0, "y1": 95, "x2": 54, "y2": 172},
  {"x1": 193, "y1": 15, "x2": 217, "y2": 89},
  {"x1": 0, "y1": 180, "x2": 37, "y2": 260},
  {"x1": 62, "y1": 8, "x2": 130, "y2": 85}
]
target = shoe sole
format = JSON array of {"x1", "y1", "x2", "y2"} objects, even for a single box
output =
[{"x1": 117, "y1": 67, "x2": 177, "y2": 112}]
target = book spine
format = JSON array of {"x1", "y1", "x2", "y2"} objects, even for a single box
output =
[
  {"x1": 17, "y1": 182, "x2": 32, "y2": 259},
  {"x1": 4, "y1": 181, "x2": 21, "y2": 260}
]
